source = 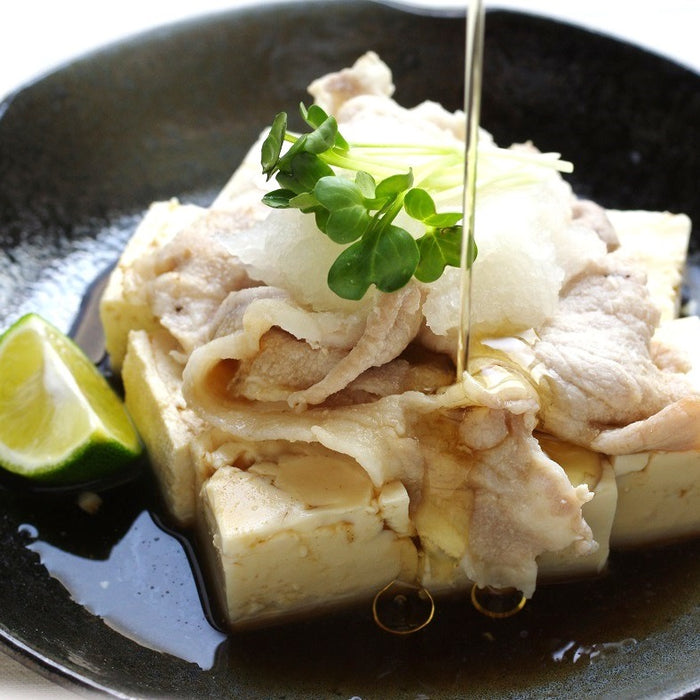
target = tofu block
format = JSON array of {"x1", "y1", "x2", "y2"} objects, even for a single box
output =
[
  {"x1": 199, "y1": 459, "x2": 418, "y2": 629},
  {"x1": 610, "y1": 450, "x2": 700, "y2": 548},
  {"x1": 122, "y1": 329, "x2": 203, "y2": 526},
  {"x1": 607, "y1": 210, "x2": 691, "y2": 321}
]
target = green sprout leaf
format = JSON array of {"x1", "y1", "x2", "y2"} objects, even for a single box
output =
[
  {"x1": 315, "y1": 208, "x2": 330, "y2": 232},
  {"x1": 314, "y1": 176, "x2": 365, "y2": 211},
  {"x1": 313, "y1": 176, "x2": 370, "y2": 243},
  {"x1": 325, "y1": 208, "x2": 370, "y2": 244},
  {"x1": 304, "y1": 115, "x2": 341, "y2": 154},
  {"x1": 288, "y1": 191, "x2": 319, "y2": 212},
  {"x1": 415, "y1": 226, "x2": 463, "y2": 283},
  {"x1": 354, "y1": 171, "x2": 376, "y2": 199},
  {"x1": 301, "y1": 103, "x2": 349, "y2": 150},
  {"x1": 375, "y1": 170, "x2": 414, "y2": 199},
  {"x1": 300, "y1": 102, "x2": 327, "y2": 128},
  {"x1": 326, "y1": 241, "x2": 369, "y2": 301},
  {"x1": 277, "y1": 152, "x2": 334, "y2": 194},
  {"x1": 261, "y1": 112, "x2": 287, "y2": 179},
  {"x1": 425, "y1": 211, "x2": 463, "y2": 227},
  {"x1": 262, "y1": 188, "x2": 297, "y2": 208},
  {"x1": 328, "y1": 225, "x2": 419, "y2": 300},
  {"x1": 405, "y1": 188, "x2": 462, "y2": 228},
  {"x1": 404, "y1": 188, "x2": 436, "y2": 221},
  {"x1": 370, "y1": 225, "x2": 420, "y2": 292}
]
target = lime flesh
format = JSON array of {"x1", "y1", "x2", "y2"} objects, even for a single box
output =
[{"x1": 0, "y1": 314, "x2": 142, "y2": 484}]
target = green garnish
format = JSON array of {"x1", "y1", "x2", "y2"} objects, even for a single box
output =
[
  {"x1": 260, "y1": 105, "x2": 469, "y2": 300},
  {"x1": 260, "y1": 103, "x2": 571, "y2": 300}
]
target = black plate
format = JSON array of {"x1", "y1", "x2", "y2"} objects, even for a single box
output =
[{"x1": 1, "y1": 1, "x2": 699, "y2": 697}]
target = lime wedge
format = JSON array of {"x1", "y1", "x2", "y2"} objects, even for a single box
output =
[{"x1": 0, "y1": 313, "x2": 142, "y2": 485}]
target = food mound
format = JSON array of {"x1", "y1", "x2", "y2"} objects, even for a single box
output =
[{"x1": 100, "y1": 53, "x2": 700, "y2": 629}]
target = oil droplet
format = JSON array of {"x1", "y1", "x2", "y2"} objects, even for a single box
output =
[
  {"x1": 470, "y1": 585, "x2": 526, "y2": 618},
  {"x1": 372, "y1": 580, "x2": 435, "y2": 634}
]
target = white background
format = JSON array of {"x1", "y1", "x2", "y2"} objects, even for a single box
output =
[{"x1": 0, "y1": 0, "x2": 698, "y2": 696}]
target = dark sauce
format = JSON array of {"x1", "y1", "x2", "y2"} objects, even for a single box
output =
[{"x1": 12, "y1": 260, "x2": 700, "y2": 696}]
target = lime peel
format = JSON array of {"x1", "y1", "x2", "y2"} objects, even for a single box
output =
[{"x1": 0, "y1": 313, "x2": 142, "y2": 485}]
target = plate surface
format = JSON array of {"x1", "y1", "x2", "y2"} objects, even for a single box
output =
[{"x1": 1, "y1": 1, "x2": 699, "y2": 697}]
